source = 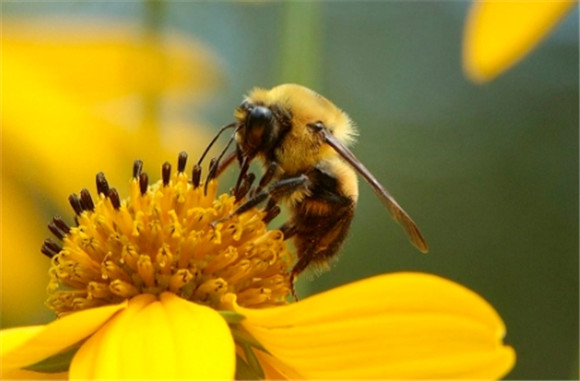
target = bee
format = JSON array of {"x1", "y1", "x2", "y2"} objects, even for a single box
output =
[{"x1": 199, "y1": 84, "x2": 428, "y2": 288}]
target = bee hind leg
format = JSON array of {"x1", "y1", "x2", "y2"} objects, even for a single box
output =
[{"x1": 279, "y1": 223, "x2": 297, "y2": 240}]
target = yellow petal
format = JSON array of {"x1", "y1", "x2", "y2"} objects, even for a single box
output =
[
  {"x1": 1, "y1": 301, "x2": 126, "y2": 370},
  {"x1": 0, "y1": 326, "x2": 45, "y2": 357},
  {"x1": 1, "y1": 17, "x2": 214, "y2": 213},
  {"x1": 2, "y1": 18, "x2": 220, "y2": 103},
  {"x1": 233, "y1": 272, "x2": 515, "y2": 380},
  {"x1": 70, "y1": 293, "x2": 235, "y2": 380},
  {"x1": 1, "y1": 329, "x2": 68, "y2": 381},
  {"x1": 463, "y1": 0, "x2": 576, "y2": 82}
]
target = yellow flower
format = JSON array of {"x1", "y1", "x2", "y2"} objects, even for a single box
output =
[
  {"x1": 0, "y1": 153, "x2": 515, "y2": 379},
  {"x1": 1, "y1": 17, "x2": 220, "y2": 325},
  {"x1": 463, "y1": 0, "x2": 577, "y2": 83}
]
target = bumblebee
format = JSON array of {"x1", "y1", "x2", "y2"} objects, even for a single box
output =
[{"x1": 200, "y1": 84, "x2": 428, "y2": 286}]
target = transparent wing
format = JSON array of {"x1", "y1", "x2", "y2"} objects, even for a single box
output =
[{"x1": 320, "y1": 128, "x2": 429, "y2": 253}]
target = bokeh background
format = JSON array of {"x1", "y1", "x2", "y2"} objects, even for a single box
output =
[{"x1": 1, "y1": 2, "x2": 578, "y2": 380}]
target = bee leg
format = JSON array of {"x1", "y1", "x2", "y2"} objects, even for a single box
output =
[
  {"x1": 232, "y1": 175, "x2": 308, "y2": 216},
  {"x1": 233, "y1": 155, "x2": 250, "y2": 197},
  {"x1": 262, "y1": 198, "x2": 281, "y2": 224},
  {"x1": 213, "y1": 175, "x2": 309, "y2": 225},
  {"x1": 233, "y1": 172, "x2": 256, "y2": 201},
  {"x1": 250, "y1": 162, "x2": 279, "y2": 197},
  {"x1": 280, "y1": 223, "x2": 300, "y2": 301},
  {"x1": 279, "y1": 223, "x2": 297, "y2": 240}
]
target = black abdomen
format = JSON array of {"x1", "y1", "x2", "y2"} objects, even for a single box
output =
[{"x1": 289, "y1": 166, "x2": 356, "y2": 276}]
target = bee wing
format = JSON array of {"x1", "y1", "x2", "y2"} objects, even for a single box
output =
[{"x1": 320, "y1": 129, "x2": 429, "y2": 253}]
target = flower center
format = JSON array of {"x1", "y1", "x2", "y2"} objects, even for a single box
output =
[{"x1": 42, "y1": 152, "x2": 293, "y2": 315}]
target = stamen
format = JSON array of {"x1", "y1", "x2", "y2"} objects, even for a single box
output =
[
  {"x1": 162, "y1": 162, "x2": 171, "y2": 187},
  {"x1": 133, "y1": 159, "x2": 143, "y2": 179},
  {"x1": 177, "y1": 151, "x2": 188, "y2": 173},
  {"x1": 139, "y1": 172, "x2": 149, "y2": 196},
  {"x1": 108, "y1": 188, "x2": 121, "y2": 209},
  {"x1": 191, "y1": 164, "x2": 202, "y2": 188},
  {"x1": 109, "y1": 279, "x2": 139, "y2": 298},
  {"x1": 41, "y1": 238, "x2": 62, "y2": 258},
  {"x1": 169, "y1": 269, "x2": 194, "y2": 293},
  {"x1": 87, "y1": 281, "x2": 112, "y2": 299},
  {"x1": 137, "y1": 255, "x2": 156, "y2": 288},
  {"x1": 52, "y1": 216, "x2": 71, "y2": 235},
  {"x1": 95, "y1": 172, "x2": 110, "y2": 196},
  {"x1": 68, "y1": 194, "x2": 83, "y2": 216},
  {"x1": 207, "y1": 157, "x2": 218, "y2": 181},
  {"x1": 48, "y1": 221, "x2": 65, "y2": 240},
  {"x1": 79, "y1": 189, "x2": 95, "y2": 211}
]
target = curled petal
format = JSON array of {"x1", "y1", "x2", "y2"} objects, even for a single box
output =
[
  {"x1": 463, "y1": 0, "x2": 576, "y2": 82},
  {"x1": 1, "y1": 301, "x2": 127, "y2": 371},
  {"x1": 232, "y1": 272, "x2": 515, "y2": 380},
  {"x1": 70, "y1": 293, "x2": 235, "y2": 380}
]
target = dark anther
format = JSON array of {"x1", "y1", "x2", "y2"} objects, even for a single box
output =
[
  {"x1": 235, "y1": 173, "x2": 256, "y2": 202},
  {"x1": 177, "y1": 151, "x2": 188, "y2": 173},
  {"x1": 48, "y1": 218, "x2": 69, "y2": 240},
  {"x1": 191, "y1": 164, "x2": 202, "y2": 188},
  {"x1": 48, "y1": 222, "x2": 64, "y2": 240},
  {"x1": 139, "y1": 172, "x2": 149, "y2": 195},
  {"x1": 133, "y1": 160, "x2": 144, "y2": 179},
  {"x1": 262, "y1": 205, "x2": 281, "y2": 224},
  {"x1": 207, "y1": 157, "x2": 218, "y2": 181},
  {"x1": 52, "y1": 216, "x2": 71, "y2": 235},
  {"x1": 162, "y1": 162, "x2": 171, "y2": 186},
  {"x1": 204, "y1": 157, "x2": 218, "y2": 195},
  {"x1": 41, "y1": 238, "x2": 62, "y2": 259},
  {"x1": 68, "y1": 194, "x2": 84, "y2": 216},
  {"x1": 108, "y1": 188, "x2": 121, "y2": 209},
  {"x1": 80, "y1": 188, "x2": 95, "y2": 211},
  {"x1": 96, "y1": 172, "x2": 110, "y2": 196}
]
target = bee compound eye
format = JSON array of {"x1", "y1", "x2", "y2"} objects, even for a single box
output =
[{"x1": 248, "y1": 106, "x2": 273, "y2": 127}]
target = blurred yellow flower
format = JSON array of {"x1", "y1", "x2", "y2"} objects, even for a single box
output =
[
  {"x1": 0, "y1": 155, "x2": 515, "y2": 380},
  {"x1": 1, "y1": 17, "x2": 221, "y2": 326},
  {"x1": 463, "y1": 0, "x2": 576, "y2": 83}
]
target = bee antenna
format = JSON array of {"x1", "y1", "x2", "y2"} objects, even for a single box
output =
[
  {"x1": 196, "y1": 122, "x2": 237, "y2": 167},
  {"x1": 204, "y1": 126, "x2": 241, "y2": 195}
]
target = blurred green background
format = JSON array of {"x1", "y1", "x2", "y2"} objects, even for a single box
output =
[{"x1": 1, "y1": 2, "x2": 578, "y2": 380}]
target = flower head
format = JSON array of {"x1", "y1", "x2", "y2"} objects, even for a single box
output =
[
  {"x1": 1, "y1": 153, "x2": 515, "y2": 380},
  {"x1": 43, "y1": 152, "x2": 292, "y2": 316}
]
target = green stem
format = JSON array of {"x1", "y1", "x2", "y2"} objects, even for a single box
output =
[
  {"x1": 278, "y1": 1, "x2": 323, "y2": 89},
  {"x1": 142, "y1": 0, "x2": 165, "y2": 135}
]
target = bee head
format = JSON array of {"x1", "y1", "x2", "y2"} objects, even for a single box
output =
[{"x1": 236, "y1": 101, "x2": 278, "y2": 157}]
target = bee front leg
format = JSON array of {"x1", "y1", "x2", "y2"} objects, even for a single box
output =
[
  {"x1": 213, "y1": 174, "x2": 309, "y2": 224},
  {"x1": 250, "y1": 161, "x2": 280, "y2": 197}
]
